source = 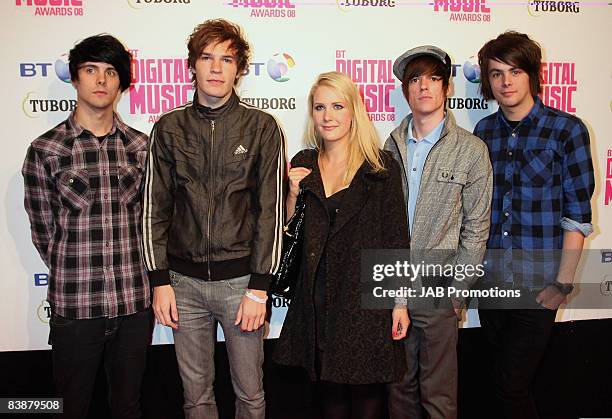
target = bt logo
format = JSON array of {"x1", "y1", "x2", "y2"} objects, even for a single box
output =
[
  {"x1": 448, "y1": 57, "x2": 481, "y2": 83},
  {"x1": 34, "y1": 273, "x2": 49, "y2": 286},
  {"x1": 462, "y1": 56, "x2": 481, "y2": 83},
  {"x1": 267, "y1": 53, "x2": 295, "y2": 82},
  {"x1": 245, "y1": 53, "x2": 296, "y2": 82},
  {"x1": 19, "y1": 54, "x2": 70, "y2": 83}
]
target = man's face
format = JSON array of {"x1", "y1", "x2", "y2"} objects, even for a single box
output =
[
  {"x1": 487, "y1": 59, "x2": 533, "y2": 114},
  {"x1": 72, "y1": 62, "x2": 122, "y2": 112},
  {"x1": 194, "y1": 39, "x2": 239, "y2": 108},
  {"x1": 406, "y1": 73, "x2": 448, "y2": 119}
]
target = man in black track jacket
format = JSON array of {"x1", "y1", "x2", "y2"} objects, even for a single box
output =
[{"x1": 142, "y1": 19, "x2": 286, "y2": 419}]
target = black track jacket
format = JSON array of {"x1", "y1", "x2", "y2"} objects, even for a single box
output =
[{"x1": 142, "y1": 91, "x2": 286, "y2": 291}]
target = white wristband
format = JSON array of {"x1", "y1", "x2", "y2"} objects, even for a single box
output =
[{"x1": 245, "y1": 290, "x2": 268, "y2": 304}]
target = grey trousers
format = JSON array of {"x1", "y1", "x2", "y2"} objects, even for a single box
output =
[
  {"x1": 170, "y1": 271, "x2": 265, "y2": 419},
  {"x1": 388, "y1": 309, "x2": 458, "y2": 419}
]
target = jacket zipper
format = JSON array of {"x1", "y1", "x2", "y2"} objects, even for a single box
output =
[{"x1": 207, "y1": 120, "x2": 215, "y2": 280}]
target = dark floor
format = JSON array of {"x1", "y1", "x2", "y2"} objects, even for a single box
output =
[{"x1": 2, "y1": 319, "x2": 611, "y2": 418}]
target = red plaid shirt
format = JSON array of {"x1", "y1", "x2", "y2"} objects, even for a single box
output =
[{"x1": 22, "y1": 112, "x2": 150, "y2": 319}]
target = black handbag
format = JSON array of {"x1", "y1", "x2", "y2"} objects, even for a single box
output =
[{"x1": 269, "y1": 188, "x2": 306, "y2": 298}]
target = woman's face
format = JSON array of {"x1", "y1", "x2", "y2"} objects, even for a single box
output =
[{"x1": 311, "y1": 85, "x2": 353, "y2": 146}]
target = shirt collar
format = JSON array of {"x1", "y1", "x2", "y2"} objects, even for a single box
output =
[
  {"x1": 496, "y1": 95, "x2": 544, "y2": 130},
  {"x1": 407, "y1": 115, "x2": 446, "y2": 145},
  {"x1": 67, "y1": 109, "x2": 127, "y2": 139},
  {"x1": 193, "y1": 89, "x2": 238, "y2": 120}
]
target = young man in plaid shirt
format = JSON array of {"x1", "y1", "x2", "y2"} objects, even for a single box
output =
[
  {"x1": 474, "y1": 31, "x2": 594, "y2": 418},
  {"x1": 22, "y1": 35, "x2": 151, "y2": 419}
]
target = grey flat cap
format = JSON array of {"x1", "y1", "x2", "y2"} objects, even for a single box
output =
[{"x1": 393, "y1": 45, "x2": 451, "y2": 81}]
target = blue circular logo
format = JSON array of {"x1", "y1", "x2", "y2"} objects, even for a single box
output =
[
  {"x1": 462, "y1": 56, "x2": 481, "y2": 84},
  {"x1": 55, "y1": 54, "x2": 71, "y2": 83}
]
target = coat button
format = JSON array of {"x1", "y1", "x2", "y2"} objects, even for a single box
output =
[{"x1": 310, "y1": 252, "x2": 315, "y2": 258}]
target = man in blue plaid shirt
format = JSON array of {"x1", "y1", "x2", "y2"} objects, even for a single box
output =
[{"x1": 473, "y1": 32, "x2": 594, "y2": 419}]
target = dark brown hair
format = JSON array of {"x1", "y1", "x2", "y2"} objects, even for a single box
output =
[
  {"x1": 478, "y1": 31, "x2": 542, "y2": 100},
  {"x1": 187, "y1": 19, "x2": 250, "y2": 86},
  {"x1": 401, "y1": 55, "x2": 451, "y2": 101}
]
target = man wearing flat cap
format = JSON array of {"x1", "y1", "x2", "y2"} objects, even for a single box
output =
[{"x1": 384, "y1": 45, "x2": 492, "y2": 419}]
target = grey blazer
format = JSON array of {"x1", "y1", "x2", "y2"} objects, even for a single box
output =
[{"x1": 384, "y1": 111, "x2": 493, "y2": 297}]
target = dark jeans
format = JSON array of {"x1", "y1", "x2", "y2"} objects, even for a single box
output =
[
  {"x1": 49, "y1": 308, "x2": 153, "y2": 419},
  {"x1": 478, "y1": 308, "x2": 557, "y2": 419},
  {"x1": 387, "y1": 309, "x2": 458, "y2": 419}
]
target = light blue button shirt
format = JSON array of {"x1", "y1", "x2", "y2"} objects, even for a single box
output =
[{"x1": 406, "y1": 117, "x2": 446, "y2": 233}]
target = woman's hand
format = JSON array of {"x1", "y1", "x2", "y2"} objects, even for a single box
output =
[
  {"x1": 288, "y1": 167, "x2": 312, "y2": 198},
  {"x1": 286, "y1": 166, "x2": 312, "y2": 220},
  {"x1": 392, "y1": 306, "x2": 410, "y2": 340}
]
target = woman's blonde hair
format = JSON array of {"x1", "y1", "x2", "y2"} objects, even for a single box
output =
[{"x1": 305, "y1": 71, "x2": 385, "y2": 184}]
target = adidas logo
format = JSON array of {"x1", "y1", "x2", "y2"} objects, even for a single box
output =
[{"x1": 233, "y1": 145, "x2": 248, "y2": 155}]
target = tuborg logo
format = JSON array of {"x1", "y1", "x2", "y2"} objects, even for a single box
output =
[
  {"x1": 241, "y1": 97, "x2": 296, "y2": 110},
  {"x1": 22, "y1": 92, "x2": 77, "y2": 118},
  {"x1": 271, "y1": 296, "x2": 290, "y2": 308},
  {"x1": 336, "y1": 0, "x2": 396, "y2": 10},
  {"x1": 37, "y1": 300, "x2": 51, "y2": 324},
  {"x1": 601, "y1": 275, "x2": 612, "y2": 296},
  {"x1": 127, "y1": 0, "x2": 191, "y2": 8},
  {"x1": 527, "y1": 0, "x2": 579, "y2": 16}
]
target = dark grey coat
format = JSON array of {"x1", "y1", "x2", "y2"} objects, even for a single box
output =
[{"x1": 274, "y1": 149, "x2": 410, "y2": 384}]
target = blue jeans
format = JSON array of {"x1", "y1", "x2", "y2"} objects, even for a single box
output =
[{"x1": 170, "y1": 271, "x2": 265, "y2": 419}]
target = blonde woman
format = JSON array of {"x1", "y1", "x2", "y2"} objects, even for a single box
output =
[{"x1": 274, "y1": 71, "x2": 410, "y2": 418}]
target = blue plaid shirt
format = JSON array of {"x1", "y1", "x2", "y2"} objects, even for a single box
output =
[{"x1": 474, "y1": 97, "x2": 594, "y2": 288}]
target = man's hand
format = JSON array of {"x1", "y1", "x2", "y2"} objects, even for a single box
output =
[
  {"x1": 451, "y1": 298, "x2": 463, "y2": 320},
  {"x1": 536, "y1": 285, "x2": 567, "y2": 310},
  {"x1": 392, "y1": 307, "x2": 410, "y2": 340},
  {"x1": 153, "y1": 285, "x2": 179, "y2": 330},
  {"x1": 235, "y1": 289, "x2": 267, "y2": 332}
]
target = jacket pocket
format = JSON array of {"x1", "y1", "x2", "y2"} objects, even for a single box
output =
[
  {"x1": 436, "y1": 168, "x2": 468, "y2": 186},
  {"x1": 57, "y1": 169, "x2": 90, "y2": 211}
]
